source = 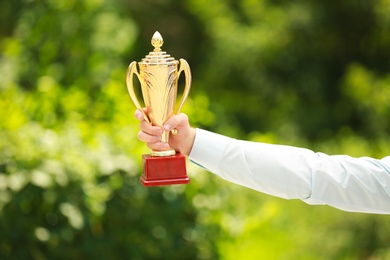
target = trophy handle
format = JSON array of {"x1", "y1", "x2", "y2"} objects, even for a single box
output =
[
  {"x1": 126, "y1": 61, "x2": 150, "y2": 123},
  {"x1": 176, "y1": 59, "x2": 192, "y2": 113}
]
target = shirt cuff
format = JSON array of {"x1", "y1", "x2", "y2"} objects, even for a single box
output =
[{"x1": 188, "y1": 128, "x2": 234, "y2": 174}]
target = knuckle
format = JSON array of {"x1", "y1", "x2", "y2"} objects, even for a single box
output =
[
  {"x1": 147, "y1": 143, "x2": 159, "y2": 150},
  {"x1": 177, "y1": 113, "x2": 188, "y2": 124},
  {"x1": 137, "y1": 131, "x2": 144, "y2": 141}
]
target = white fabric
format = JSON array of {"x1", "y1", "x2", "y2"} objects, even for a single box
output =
[{"x1": 189, "y1": 128, "x2": 390, "y2": 214}]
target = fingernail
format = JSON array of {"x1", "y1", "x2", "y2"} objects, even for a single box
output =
[
  {"x1": 135, "y1": 112, "x2": 142, "y2": 120},
  {"x1": 164, "y1": 124, "x2": 171, "y2": 131}
]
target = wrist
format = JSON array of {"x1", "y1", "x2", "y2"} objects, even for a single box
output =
[{"x1": 181, "y1": 128, "x2": 196, "y2": 156}]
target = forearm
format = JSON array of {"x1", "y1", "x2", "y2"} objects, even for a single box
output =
[
  {"x1": 189, "y1": 129, "x2": 315, "y2": 199},
  {"x1": 189, "y1": 129, "x2": 390, "y2": 214}
]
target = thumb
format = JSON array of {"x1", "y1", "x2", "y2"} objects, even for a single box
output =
[{"x1": 163, "y1": 113, "x2": 189, "y2": 131}]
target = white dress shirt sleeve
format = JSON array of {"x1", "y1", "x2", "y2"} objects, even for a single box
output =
[{"x1": 188, "y1": 128, "x2": 390, "y2": 214}]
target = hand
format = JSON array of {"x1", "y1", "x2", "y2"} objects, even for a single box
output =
[{"x1": 134, "y1": 109, "x2": 196, "y2": 156}]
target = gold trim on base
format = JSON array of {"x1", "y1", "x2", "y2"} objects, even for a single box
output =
[{"x1": 151, "y1": 149, "x2": 176, "y2": 157}]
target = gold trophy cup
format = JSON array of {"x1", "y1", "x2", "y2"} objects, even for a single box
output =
[{"x1": 126, "y1": 31, "x2": 191, "y2": 186}]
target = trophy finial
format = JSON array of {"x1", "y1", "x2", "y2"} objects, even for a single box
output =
[{"x1": 151, "y1": 31, "x2": 164, "y2": 52}]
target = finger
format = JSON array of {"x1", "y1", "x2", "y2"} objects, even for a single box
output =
[
  {"x1": 137, "y1": 130, "x2": 162, "y2": 143},
  {"x1": 134, "y1": 108, "x2": 149, "y2": 121},
  {"x1": 163, "y1": 113, "x2": 189, "y2": 131},
  {"x1": 146, "y1": 141, "x2": 170, "y2": 151},
  {"x1": 134, "y1": 109, "x2": 144, "y2": 121},
  {"x1": 139, "y1": 120, "x2": 163, "y2": 136}
]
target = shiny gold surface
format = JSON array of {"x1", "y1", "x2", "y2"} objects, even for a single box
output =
[
  {"x1": 126, "y1": 31, "x2": 191, "y2": 157},
  {"x1": 151, "y1": 31, "x2": 163, "y2": 51}
]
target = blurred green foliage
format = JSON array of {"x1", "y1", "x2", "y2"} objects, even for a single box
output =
[{"x1": 1, "y1": 0, "x2": 390, "y2": 259}]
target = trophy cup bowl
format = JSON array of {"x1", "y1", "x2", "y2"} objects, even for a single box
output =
[{"x1": 126, "y1": 31, "x2": 191, "y2": 186}]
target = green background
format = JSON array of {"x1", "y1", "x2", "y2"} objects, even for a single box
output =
[{"x1": 1, "y1": 0, "x2": 390, "y2": 259}]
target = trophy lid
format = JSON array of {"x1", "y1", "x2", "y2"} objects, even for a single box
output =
[{"x1": 139, "y1": 31, "x2": 178, "y2": 65}]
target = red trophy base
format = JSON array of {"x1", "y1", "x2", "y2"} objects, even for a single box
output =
[{"x1": 140, "y1": 153, "x2": 190, "y2": 187}]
